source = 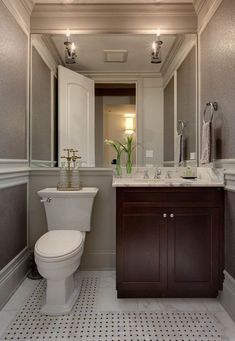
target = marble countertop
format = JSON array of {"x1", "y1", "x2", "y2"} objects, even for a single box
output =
[
  {"x1": 112, "y1": 178, "x2": 224, "y2": 187},
  {"x1": 112, "y1": 167, "x2": 224, "y2": 188}
]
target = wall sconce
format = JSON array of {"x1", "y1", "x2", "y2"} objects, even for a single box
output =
[
  {"x1": 124, "y1": 113, "x2": 135, "y2": 135},
  {"x1": 64, "y1": 29, "x2": 77, "y2": 64},
  {"x1": 151, "y1": 29, "x2": 163, "y2": 64}
]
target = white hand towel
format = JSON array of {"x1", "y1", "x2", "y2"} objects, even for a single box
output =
[
  {"x1": 176, "y1": 133, "x2": 184, "y2": 165},
  {"x1": 200, "y1": 121, "x2": 212, "y2": 164}
]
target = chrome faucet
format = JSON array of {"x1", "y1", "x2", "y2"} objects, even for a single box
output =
[
  {"x1": 154, "y1": 168, "x2": 161, "y2": 179},
  {"x1": 165, "y1": 171, "x2": 171, "y2": 179},
  {"x1": 144, "y1": 169, "x2": 149, "y2": 179}
]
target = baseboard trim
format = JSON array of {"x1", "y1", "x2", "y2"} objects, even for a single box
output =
[
  {"x1": 220, "y1": 270, "x2": 235, "y2": 322},
  {"x1": 0, "y1": 248, "x2": 31, "y2": 309},
  {"x1": 80, "y1": 250, "x2": 116, "y2": 271}
]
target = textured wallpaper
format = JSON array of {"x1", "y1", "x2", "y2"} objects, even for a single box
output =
[
  {"x1": 31, "y1": 47, "x2": 52, "y2": 161},
  {"x1": 177, "y1": 46, "x2": 196, "y2": 160},
  {"x1": 200, "y1": 0, "x2": 235, "y2": 159},
  {"x1": 0, "y1": 184, "x2": 27, "y2": 270},
  {"x1": 0, "y1": 1, "x2": 28, "y2": 159},
  {"x1": 164, "y1": 77, "x2": 174, "y2": 162},
  {"x1": 201, "y1": 0, "x2": 235, "y2": 280}
]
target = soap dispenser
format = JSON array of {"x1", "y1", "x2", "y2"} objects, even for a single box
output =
[
  {"x1": 57, "y1": 148, "x2": 82, "y2": 190},
  {"x1": 58, "y1": 161, "x2": 68, "y2": 189}
]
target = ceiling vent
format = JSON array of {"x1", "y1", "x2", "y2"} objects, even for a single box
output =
[{"x1": 104, "y1": 50, "x2": 128, "y2": 63}]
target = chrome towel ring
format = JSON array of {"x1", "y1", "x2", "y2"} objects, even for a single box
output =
[{"x1": 203, "y1": 101, "x2": 218, "y2": 123}]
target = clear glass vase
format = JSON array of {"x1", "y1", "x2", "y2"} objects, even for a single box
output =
[
  {"x1": 114, "y1": 154, "x2": 122, "y2": 178},
  {"x1": 126, "y1": 154, "x2": 132, "y2": 175}
]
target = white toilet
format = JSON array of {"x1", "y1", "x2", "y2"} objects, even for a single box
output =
[{"x1": 34, "y1": 187, "x2": 98, "y2": 315}]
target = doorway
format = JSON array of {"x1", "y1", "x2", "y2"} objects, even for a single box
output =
[{"x1": 95, "y1": 83, "x2": 136, "y2": 167}]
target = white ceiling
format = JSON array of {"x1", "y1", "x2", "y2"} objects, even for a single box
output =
[{"x1": 52, "y1": 34, "x2": 177, "y2": 73}]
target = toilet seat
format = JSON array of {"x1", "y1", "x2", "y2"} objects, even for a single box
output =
[{"x1": 35, "y1": 230, "x2": 85, "y2": 262}]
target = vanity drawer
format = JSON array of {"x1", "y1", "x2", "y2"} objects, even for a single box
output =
[{"x1": 117, "y1": 187, "x2": 223, "y2": 208}]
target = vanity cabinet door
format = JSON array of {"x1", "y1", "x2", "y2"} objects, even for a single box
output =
[
  {"x1": 117, "y1": 208, "x2": 167, "y2": 298},
  {"x1": 167, "y1": 207, "x2": 220, "y2": 297}
]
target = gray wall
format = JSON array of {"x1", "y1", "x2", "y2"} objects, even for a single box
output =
[
  {"x1": 200, "y1": 0, "x2": 235, "y2": 159},
  {"x1": 177, "y1": 46, "x2": 196, "y2": 160},
  {"x1": 0, "y1": 184, "x2": 27, "y2": 271},
  {"x1": 0, "y1": 1, "x2": 27, "y2": 159},
  {"x1": 32, "y1": 46, "x2": 52, "y2": 161},
  {"x1": 164, "y1": 77, "x2": 174, "y2": 162},
  {"x1": 0, "y1": 1, "x2": 29, "y2": 306},
  {"x1": 200, "y1": 0, "x2": 235, "y2": 280},
  {"x1": 29, "y1": 170, "x2": 116, "y2": 270}
]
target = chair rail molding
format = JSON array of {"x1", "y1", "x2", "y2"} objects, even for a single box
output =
[{"x1": 214, "y1": 159, "x2": 235, "y2": 170}]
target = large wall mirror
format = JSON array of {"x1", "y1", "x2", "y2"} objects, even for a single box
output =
[{"x1": 30, "y1": 32, "x2": 197, "y2": 168}]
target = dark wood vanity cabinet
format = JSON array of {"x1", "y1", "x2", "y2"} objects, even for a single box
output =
[{"x1": 116, "y1": 187, "x2": 224, "y2": 298}]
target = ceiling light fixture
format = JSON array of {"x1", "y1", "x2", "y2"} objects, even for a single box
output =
[
  {"x1": 151, "y1": 29, "x2": 163, "y2": 64},
  {"x1": 64, "y1": 29, "x2": 77, "y2": 64}
]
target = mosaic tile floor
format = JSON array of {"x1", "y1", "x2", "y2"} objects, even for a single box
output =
[{"x1": 0, "y1": 271, "x2": 235, "y2": 341}]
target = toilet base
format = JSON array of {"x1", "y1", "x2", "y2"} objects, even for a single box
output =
[{"x1": 41, "y1": 270, "x2": 81, "y2": 316}]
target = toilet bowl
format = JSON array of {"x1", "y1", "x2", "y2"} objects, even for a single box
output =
[
  {"x1": 35, "y1": 230, "x2": 85, "y2": 315},
  {"x1": 35, "y1": 187, "x2": 98, "y2": 315}
]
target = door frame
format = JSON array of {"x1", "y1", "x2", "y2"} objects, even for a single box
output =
[{"x1": 93, "y1": 76, "x2": 142, "y2": 166}]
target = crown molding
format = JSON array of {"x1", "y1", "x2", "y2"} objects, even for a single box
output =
[
  {"x1": 79, "y1": 71, "x2": 162, "y2": 82},
  {"x1": 193, "y1": 0, "x2": 206, "y2": 14},
  {"x1": 33, "y1": 0, "x2": 194, "y2": 3},
  {"x1": 195, "y1": 0, "x2": 223, "y2": 33},
  {"x1": 160, "y1": 34, "x2": 184, "y2": 76},
  {"x1": 32, "y1": 34, "x2": 63, "y2": 74},
  {"x1": 21, "y1": 0, "x2": 35, "y2": 15},
  {"x1": 32, "y1": 3, "x2": 196, "y2": 16},
  {"x1": 162, "y1": 34, "x2": 196, "y2": 87},
  {"x1": 1, "y1": 0, "x2": 34, "y2": 34},
  {"x1": 31, "y1": 3, "x2": 197, "y2": 34}
]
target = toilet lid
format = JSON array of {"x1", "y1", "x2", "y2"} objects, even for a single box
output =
[{"x1": 35, "y1": 230, "x2": 84, "y2": 258}]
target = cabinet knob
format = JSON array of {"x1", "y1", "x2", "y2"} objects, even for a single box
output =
[
  {"x1": 170, "y1": 213, "x2": 174, "y2": 218},
  {"x1": 163, "y1": 213, "x2": 167, "y2": 218}
]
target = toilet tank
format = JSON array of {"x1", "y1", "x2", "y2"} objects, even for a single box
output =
[{"x1": 37, "y1": 187, "x2": 98, "y2": 231}]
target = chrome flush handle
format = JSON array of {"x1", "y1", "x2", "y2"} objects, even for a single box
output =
[{"x1": 40, "y1": 197, "x2": 52, "y2": 203}]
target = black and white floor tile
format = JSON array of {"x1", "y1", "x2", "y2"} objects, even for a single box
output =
[{"x1": 0, "y1": 271, "x2": 235, "y2": 341}]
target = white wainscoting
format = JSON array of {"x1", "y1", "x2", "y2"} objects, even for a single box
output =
[
  {"x1": 0, "y1": 248, "x2": 30, "y2": 310},
  {"x1": 220, "y1": 271, "x2": 235, "y2": 322},
  {"x1": 214, "y1": 159, "x2": 235, "y2": 321},
  {"x1": 0, "y1": 169, "x2": 30, "y2": 308}
]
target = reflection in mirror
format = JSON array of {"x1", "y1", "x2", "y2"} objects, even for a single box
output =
[
  {"x1": 30, "y1": 33, "x2": 197, "y2": 168},
  {"x1": 95, "y1": 84, "x2": 136, "y2": 167}
]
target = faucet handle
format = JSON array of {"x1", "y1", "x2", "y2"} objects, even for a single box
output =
[
  {"x1": 144, "y1": 169, "x2": 149, "y2": 179},
  {"x1": 154, "y1": 168, "x2": 161, "y2": 179}
]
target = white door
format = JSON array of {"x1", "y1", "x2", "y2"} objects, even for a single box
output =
[{"x1": 58, "y1": 65, "x2": 95, "y2": 166}]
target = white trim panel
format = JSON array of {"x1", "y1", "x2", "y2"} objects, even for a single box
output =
[
  {"x1": 0, "y1": 248, "x2": 30, "y2": 310},
  {"x1": 220, "y1": 270, "x2": 235, "y2": 322}
]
